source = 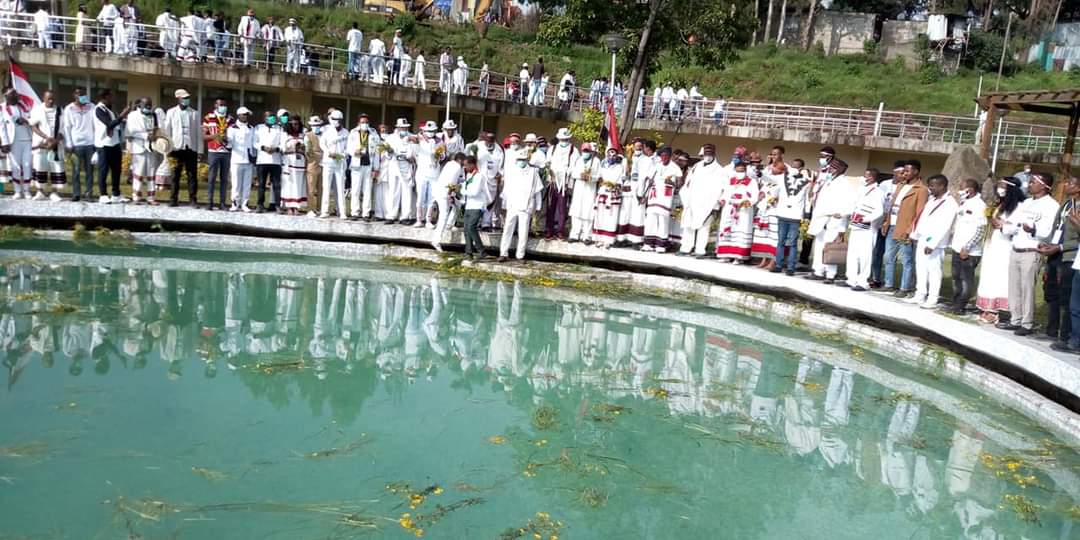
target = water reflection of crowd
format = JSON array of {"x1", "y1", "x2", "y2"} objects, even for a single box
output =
[{"x1": 0, "y1": 259, "x2": 1071, "y2": 538}]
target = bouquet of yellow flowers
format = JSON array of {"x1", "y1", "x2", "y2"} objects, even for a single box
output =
[
  {"x1": 671, "y1": 207, "x2": 683, "y2": 221},
  {"x1": 447, "y1": 183, "x2": 462, "y2": 203},
  {"x1": 434, "y1": 144, "x2": 447, "y2": 160},
  {"x1": 983, "y1": 204, "x2": 997, "y2": 218},
  {"x1": 601, "y1": 180, "x2": 620, "y2": 191},
  {"x1": 739, "y1": 200, "x2": 753, "y2": 209},
  {"x1": 799, "y1": 219, "x2": 811, "y2": 241},
  {"x1": 377, "y1": 142, "x2": 391, "y2": 155}
]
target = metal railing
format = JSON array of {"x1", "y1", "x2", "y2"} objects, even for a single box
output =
[{"x1": 0, "y1": 12, "x2": 1068, "y2": 154}]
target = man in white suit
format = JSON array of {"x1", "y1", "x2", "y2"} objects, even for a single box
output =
[{"x1": 163, "y1": 88, "x2": 202, "y2": 206}]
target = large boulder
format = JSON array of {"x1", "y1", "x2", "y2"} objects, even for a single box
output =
[{"x1": 941, "y1": 146, "x2": 992, "y2": 195}]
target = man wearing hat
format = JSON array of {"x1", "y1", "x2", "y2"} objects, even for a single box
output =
[
  {"x1": 163, "y1": 88, "x2": 202, "y2": 207},
  {"x1": 414, "y1": 120, "x2": 442, "y2": 227},
  {"x1": 679, "y1": 143, "x2": 725, "y2": 257},
  {"x1": 318, "y1": 109, "x2": 349, "y2": 218},
  {"x1": 384, "y1": 117, "x2": 416, "y2": 223},
  {"x1": 453, "y1": 56, "x2": 468, "y2": 95},
  {"x1": 619, "y1": 139, "x2": 656, "y2": 247},
  {"x1": 806, "y1": 146, "x2": 854, "y2": 282},
  {"x1": 347, "y1": 113, "x2": 380, "y2": 220},
  {"x1": 1002, "y1": 172, "x2": 1060, "y2": 335},
  {"x1": 643, "y1": 146, "x2": 682, "y2": 252},
  {"x1": 226, "y1": 106, "x2": 255, "y2": 211},
  {"x1": 469, "y1": 131, "x2": 504, "y2": 230},
  {"x1": 545, "y1": 127, "x2": 578, "y2": 240},
  {"x1": 304, "y1": 115, "x2": 324, "y2": 215},
  {"x1": 499, "y1": 146, "x2": 544, "y2": 262},
  {"x1": 440, "y1": 119, "x2": 463, "y2": 156},
  {"x1": 254, "y1": 109, "x2": 286, "y2": 213},
  {"x1": 283, "y1": 18, "x2": 304, "y2": 74}
]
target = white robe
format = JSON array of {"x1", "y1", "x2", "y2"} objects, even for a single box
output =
[{"x1": 680, "y1": 161, "x2": 726, "y2": 230}]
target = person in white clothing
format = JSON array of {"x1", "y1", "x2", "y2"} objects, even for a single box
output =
[
  {"x1": 254, "y1": 109, "x2": 285, "y2": 212},
  {"x1": 0, "y1": 89, "x2": 31, "y2": 199},
  {"x1": 907, "y1": 175, "x2": 958, "y2": 309},
  {"x1": 368, "y1": 35, "x2": 387, "y2": 85},
  {"x1": 124, "y1": 97, "x2": 160, "y2": 204},
  {"x1": 806, "y1": 147, "x2": 854, "y2": 282},
  {"x1": 545, "y1": 128, "x2": 578, "y2": 240},
  {"x1": 568, "y1": 142, "x2": 601, "y2": 243},
  {"x1": 389, "y1": 29, "x2": 404, "y2": 85},
  {"x1": 345, "y1": 22, "x2": 363, "y2": 78},
  {"x1": 845, "y1": 169, "x2": 886, "y2": 290},
  {"x1": 62, "y1": 87, "x2": 96, "y2": 201},
  {"x1": 431, "y1": 153, "x2": 465, "y2": 252},
  {"x1": 399, "y1": 50, "x2": 413, "y2": 86},
  {"x1": 518, "y1": 64, "x2": 530, "y2": 103},
  {"x1": 414, "y1": 121, "x2": 444, "y2": 227},
  {"x1": 227, "y1": 107, "x2": 255, "y2": 211},
  {"x1": 96, "y1": 0, "x2": 119, "y2": 53},
  {"x1": 440, "y1": 120, "x2": 464, "y2": 156},
  {"x1": 33, "y1": 7, "x2": 50, "y2": 49},
  {"x1": 236, "y1": 9, "x2": 259, "y2": 66},
  {"x1": 948, "y1": 178, "x2": 988, "y2": 313},
  {"x1": 499, "y1": 148, "x2": 544, "y2": 261},
  {"x1": 643, "y1": 147, "x2": 682, "y2": 252},
  {"x1": 1000, "y1": 172, "x2": 1060, "y2": 334},
  {"x1": 283, "y1": 18, "x2": 304, "y2": 74},
  {"x1": 28, "y1": 90, "x2": 64, "y2": 201},
  {"x1": 413, "y1": 52, "x2": 427, "y2": 90},
  {"x1": 156, "y1": 8, "x2": 178, "y2": 58},
  {"x1": 470, "y1": 131, "x2": 504, "y2": 229},
  {"x1": 384, "y1": 118, "x2": 416, "y2": 222},
  {"x1": 260, "y1": 16, "x2": 283, "y2": 69},
  {"x1": 452, "y1": 56, "x2": 468, "y2": 94},
  {"x1": 679, "y1": 144, "x2": 725, "y2": 256},
  {"x1": 439, "y1": 49, "x2": 453, "y2": 93},
  {"x1": 346, "y1": 113, "x2": 380, "y2": 219},
  {"x1": 177, "y1": 9, "x2": 199, "y2": 62},
  {"x1": 318, "y1": 109, "x2": 348, "y2": 218}
]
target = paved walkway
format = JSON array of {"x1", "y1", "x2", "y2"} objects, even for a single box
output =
[{"x1": 2, "y1": 198, "x2": 1078, "y2": 408}]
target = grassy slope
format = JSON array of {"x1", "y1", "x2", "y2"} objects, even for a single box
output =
[{"x1": 73, "y1": 1, "x2": 1072, "y2": 116}]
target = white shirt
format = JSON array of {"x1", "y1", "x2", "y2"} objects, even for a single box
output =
[
  {"x1": 368, "y1": 38, "x2": 385, "y2": 57},
  {"x1": 92, "y1": 102, "x2": 120, "y2": 147},
  {"x1": 33, "y1": 9, "x2": 49, "y2": 32},
  {"x1": 226, "y1": 122, "x2": 255, "y2": 164},
  {"x1": 254, "y1": 124, "x2": 283, "y2": 165},
  {"x1": 125, "y1": 111, "x2": 155, "y2": 154},
  {"x1": 346, "y1": 126, "x2": 380, "y2": 170},
  {"x1": 283, "y1": 25, "x2": 303, "y2": 44},
  {"x1": 461, "y1": 167, "x2": 490, "y2": 209},
  {"x1": 433, "y1": 160, "x2": 463, "y2": 197},
  {"x1": 950, "y1": 194, "x2": 988, "y2": 256},
  {"x1": 319, "y1": 124, "x2": 348, "y2": 166},
  {"x1": 97, "y1": 3, "x2": 118, "y2": 25},
  {"x1": 849, "y1": 183, "x2": 886, "y2": 233},
  {"x1": 29, "y1": 104, "x2": 59, "y2": 151},
  {"x1": 392, "y1": 35, "x2": 403, "y2": 58},
  {"x1": 346, "y1": 28, "x2": 363, "y2": 52},
  {"x1": 63, "y1": 103, "x2": 95, "y2": 147},
  {"x1": 1005, "y1": 195, "x2": 1061, "y2": 250},
  {"x1": 911, "y1": 193, "x2": 959, "y2": 250},
  {"x1": 260, "y1": 23, "x2": 282, "y2": 45},
  {"x1": 164, "y1": 105, "x2": 201, "y2": 153},
  {"x1": 237, "y1": 15, "x2": 259, "y2": 39}
]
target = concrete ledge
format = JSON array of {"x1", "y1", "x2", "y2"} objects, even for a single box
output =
[{"x1": 2, "y1": 198, "x2": 1079, "y2": 413}]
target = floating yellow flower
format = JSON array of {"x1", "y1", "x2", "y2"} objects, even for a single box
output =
[{"x1": 488, "y1": 435, "x2": 507, "y2": 445}]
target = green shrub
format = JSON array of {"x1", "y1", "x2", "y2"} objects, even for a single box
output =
[{"x1": 862, "y1": 38, "x2": 879, "y2": 56}]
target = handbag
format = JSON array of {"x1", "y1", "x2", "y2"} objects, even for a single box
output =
[{"x1": 822, "y1": 233, "x2": 848, "y2": 265}]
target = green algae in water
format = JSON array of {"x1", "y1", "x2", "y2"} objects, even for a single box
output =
[
  {"x1": 0, "y1": 224, "x2": 35, "y2": 242},
  {"x1": 0, "y1": 240, "x2": 1077, "y2": 539}
]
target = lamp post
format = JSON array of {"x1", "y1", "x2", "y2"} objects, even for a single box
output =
[{"x1": 601, "y1": 33, "x2": 627, "y2": 100}]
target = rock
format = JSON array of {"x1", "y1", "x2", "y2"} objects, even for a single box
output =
[{"x1": 940, "y1": 146, "x2": 991, "y2": 195}]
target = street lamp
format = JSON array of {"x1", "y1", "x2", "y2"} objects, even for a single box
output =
[{"x1": 601, "y1": 33, "x2": 627, "y2": 100}]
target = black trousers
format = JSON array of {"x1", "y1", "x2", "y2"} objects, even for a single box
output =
[
  {"x1": 870, "y1": 229, "x2": 888, "y2": 283},
  {"x1": 464, "y1": 209, "x2": 484, "y2": 255},
  {"x1": 950, "y1": 253, "x2": 981, "y2": 309},
  {"x1": 256, "y1": 164, "x2": 282, "y2": 210},
  {"x1": 1045, "y1": 254, "x2": 1074, "y2": 341},
  {"x1": 170, "y1": 149, "x2": 199, "y2": 203},
  {"x1": 96, "y1": 144, "x2": 122, "y2": 197}
]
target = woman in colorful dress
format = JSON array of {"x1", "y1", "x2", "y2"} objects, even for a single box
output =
[
  {"x1": 975, "y1": 177, "x2": 1026, "y2": 324},
  {"x1": 591, "y1": 147, "x2": 626, "y2": 248},
  {"x1": 281, "y1": 116, "x2": 308, "y2": 215},
  {"x1": 715, "y1": 161, "x2": 758, "y2": 263}
]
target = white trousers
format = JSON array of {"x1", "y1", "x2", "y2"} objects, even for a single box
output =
[
  {"x1": 439, "y1": 68, "x2": 450, "y2": 92},
  {"x1": 680, "y1": 226, "x2": 711, "y2": 255},
  {"x1": 644, "y1": 213, "x2": 670, "y2": 250},
  {"x1": 230, "y1": 162, "x2": 253, "y2": 206},
  {"x1": 286, "y1": 43, "x2": 302, "y2": 73},
  {"x1": 414, "y1": 65, "x2": 426, "y2": 89},
  {"x1": 321, "y1": 162, "x2": 346, "y2": 217},
  {"x1": 415, "y1": 177, "x2": 434, "y2": 224},
  {"x1": 241, "y1": 38, "x2": 255, "y2": 65},
  {"x1": 845, "y1": 229, "x2": 877, "y2": 288},
  {"x1": 812, "y1": 235, "x2": 839, "y2": 278},
  {"x1": 842, "y1": 227, "x2": 876, "y2": 287},
  {"x1": 36, "y1": 30, "x2": 50, "y2": 49},
  {"x1": 373, "y1": 178, "x2": 385, "y2": 218},
  {"x1": 372, "y1": 58, "x2": 385, "y2": 84},
  {"x1": 569, "y1": 217, "x2": 593, "y2": 242},
  {"x1": 431, "y1": 197, "x2": 456, "y2": 246},
  {"x1": 500, "y1": 211, "x2": 531, "y2": 259},
  {"x1": 914, "y1": 245, "x2": 944, "y2": 304},
  {"x1": 351, "y1": 166, "x2": 372, "y2": 217}
]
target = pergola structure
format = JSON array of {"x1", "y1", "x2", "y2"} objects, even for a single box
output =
[{"x1": 977, "y1": 90, "x2": 1080, "y2": 186}]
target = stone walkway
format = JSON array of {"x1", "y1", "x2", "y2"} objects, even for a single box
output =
[{"x1": 2, "y1": 198, "x2": 1078, "y2": 408}]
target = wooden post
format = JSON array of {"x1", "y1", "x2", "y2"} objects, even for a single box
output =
[
  {"x1": 1059, "y1": 103, "x2": 1079, "y2": 188},
  {"x1": 978, "y1": 101, "x2": 996, "y2": 160}
]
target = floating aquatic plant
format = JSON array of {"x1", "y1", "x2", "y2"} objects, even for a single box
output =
[
  {"x1": 303, "y1": 438, "x2": 369, "y2": 459},
  {"x1": 499, "y1": 512, "x2": 563, "y2": 540},
  {"x1": 577, "y1": 487, "x2": 609, "y2": 509},
  {"x1": 0, "y1": 441, "x2": 49, "y2": 458},
  {"x1": 383, "y1": 256, "x2": 635, "y2": 298},
  {"x1": 398, "y1": 496, "x2": 483, "y2": 537},
  {"x1": 191, "y1": 466, "x2": 227, "y2": 481},
  {"x1": 531, "y1": 406, "x2": 559, "y2": 431},
  {"x1": 0, "y1": 225, "x2": 35, "y2": 242},
  {"x1": 488, "y1": 435, "x2": 508, "y2": 445},
  {"x1": 1001, "y1": 493, "x2": 1041, "y2": 524}
]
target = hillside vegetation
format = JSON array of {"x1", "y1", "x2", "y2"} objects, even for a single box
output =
[{"x1": 71, "y1": 1, "x2": 1075, "y2": 116}]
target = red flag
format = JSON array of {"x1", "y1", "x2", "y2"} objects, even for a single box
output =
[
  {"x1": 603, "y1": 99, "x2": 621, "y2": 153},
  {"x1": 9, "y1": 58, "x2": 40, "y2": 110}
]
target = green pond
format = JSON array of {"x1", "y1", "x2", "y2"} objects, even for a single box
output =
[{"x1": 0, "y1": 239, "x2": 1077, "y2": 540}]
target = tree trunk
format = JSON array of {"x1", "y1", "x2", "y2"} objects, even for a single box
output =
[
  {"x1": 802, "y1": 0, "x2": 817, "y2": 51},
  {"x1": 777, "y1": 0, "x2": 788, "y2": 43},
  {"x1": 618, "y1": 0, "x2": 664, "y2": 144},
  {"x1": 764, "y1": 0, "x2": 775, "y2": 43},
  {"x1": 752, "y1": 0, "x2": 761, "y2": 45},
  {"x1": 982, "y1": 0, "x2": 993, "y2": 31}
]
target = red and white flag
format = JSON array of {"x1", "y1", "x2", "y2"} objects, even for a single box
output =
[
  {"x1": 9, "y1": 59, "x2": 40, "y2": 110},
  {"x1": 599, "y1": 99, "x2": 621, "y2": 154}
]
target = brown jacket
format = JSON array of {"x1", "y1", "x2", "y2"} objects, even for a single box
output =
[{"x1": 888, "y1": 179, "x2": 929, "y2": 240}]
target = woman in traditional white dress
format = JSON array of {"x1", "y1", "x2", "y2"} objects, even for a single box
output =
[
  {"x1": 751, "y1": 159, "x2": 782, "y2": 268},
  {"x1": 715, "y1": 161, "x2": 758, "y2": 262},
  {"x1": 74, "y1": 5, "x2": 89, "y2": 50},
  {"x1": 568, "y1": 142, "x2": 601, "y2": 243},
  {"x1": 281, "y1": 116, "x2": 308, "y2": 215},
  {"x1": 975, "y1": 178, "x2": 1025, "y2": 324},
  {"x1": 591, "y1": 147, "x2": 625, "y2": 248}
]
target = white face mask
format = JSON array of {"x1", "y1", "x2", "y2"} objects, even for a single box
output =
[
  {"x1": 703, "y1": 156, "x2": 714, "y2": 164},
  {"x1": 559, "y1": 141, "x2": 569, "y2": 147},
  {"x1": 735, "y1": 172, "x2": 747, "y2": 180},
  {"x1": 996, "y1": 187, "x2": 1007, "y2": 197},
  {"x1": 399, "y1": 131, "x2": 407, "y2": 138},
  {"x1": 359, "y1": 122, "x2": 368, "y2": 130},
  {"x1": 633, "y1": 149, "x2": 642, "y2": 156},
  {"x1": 818, "y1": 158, "x2": 829, "y2": 167}
]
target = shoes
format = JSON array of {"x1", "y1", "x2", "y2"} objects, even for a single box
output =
[
  {"x1": 852, "y1": 286, "x2": 867, "y2": 292},
  {"x1": 893, "y1": 289, "x2": 912, "y2": 299},
  {"x1": 431, "y1": 241, "x2": 443, "y2": 253},
  {"x1": 823, "y1": 278, "x2": 834, "y2": 284},
  {"x1": 1050, "y1": 341, "x2": 1079, "y2": 353},
  {"x1": 876, "y1": 287, "x2": 897, "y2": 295},
  {"x1": 413, "y1": 221, "x2": 424, "y2": 228},
  {"x1": 168, "y1": 200, "x2": 179, "y2": 207},
  {"x1": 48, "y1": 192, "x2": 61, "y2": 202},
  {"x1": 996, "y1": 323, "x2": 1021, "y2": 331},
  {"x1": 919, "y1": 302, "x2": 937, "y2": 309},
  {"x1": 784, "y1": 269, "x2": 795, "y2": 276},
  {"x1": 31, "y1": 191, "x2": 45, "y2": 201},
  {"x1": 640, "y1": 245, "x2": 653, "y2": 252},
  {"x1": 768, "y1": 267, "x2": 782, "y2": 274},
  {"x1": 229, "y1": 204, "x2": 239, "y2": 212},
  {"x1": 497, "y1": 256, "x2": 508, "y2": 263},
  {"x1": 904, "y1": 296, "x2": 925, "y2": 304},
  {"x1": 241, "y1": 205, "x2": 252, "y2": 213},
  {"x1": 1014, "y1": 327, "x2": 1034, "y2": 337},
  {"x1": 113, "y1": 196, "x2": 129, "y2": 203},
  {"x1": 71, "y1": 196, "x2": 81, "y2": 202},
  {"x1": 425, "y1": 222, "x2": 435, "y2": 229},
  {"x1": 318, "y1": 213, "x2": 329, "y2": 218},
  {"x1": 255, "y1": 206, "x2": 265, "y2": 213},
  {"x1": 804, "y1": 274, "x2": 824, "y2": 281},
  {"x1": 835, "y1": 281, "x2": 850, "y2": 288}
]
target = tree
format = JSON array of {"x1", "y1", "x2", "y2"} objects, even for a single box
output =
[{"x1": 802, "y1": 0, "x2": 817, "y2": 50}]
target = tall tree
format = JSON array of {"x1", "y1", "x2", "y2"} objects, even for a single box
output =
[
  {"x1": 802, "y1": 0, "x2": 818, "y2": 51},
  {"x1": 764, "y1": 0, "x2": 775, "y2": 43}
]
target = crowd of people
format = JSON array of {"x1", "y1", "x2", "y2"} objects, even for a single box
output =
[
  {"x1": 3, "y1": 2, "x2": 736, "y2": 117},
  {"x1": 0, "y1": 80, "x2": 1072, "y2": 356}
]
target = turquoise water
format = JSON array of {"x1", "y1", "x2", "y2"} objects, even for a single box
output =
[{"x1": 0, "y1": 240, "x2": 1077, "y2": 540}]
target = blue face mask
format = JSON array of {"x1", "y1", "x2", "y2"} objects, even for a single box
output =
[
  {"x1": 180, "y1": 98, "x2": 190, "y2": 108},
  {"x1": 314, "y1": 126, "x2": 323, "y2": 135},
  {"x1": 77, "y1": 95, "x2": 90, "y2": 105},
  {"x1": 279, "y1": 114, "x2": 288, "y2": 124},
  {"x1": 266, "y1": 116, "x2": 277, "y2": 126},
  {"x1": 216, "y1": 105, "x2": 227, "y2": 115},
  {"x1": 517, "y1": 160, "x2": 528, "y2": 169},
  {"x1": 582, "y1": 152, "x2": 592, "y2": 160},
  {"x1": 141, "y1": 107, "x2": 153, "y2": 115}
]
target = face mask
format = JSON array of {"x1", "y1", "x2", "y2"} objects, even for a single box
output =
[
  {"x1": 634, "y1": 150, "x2": 642, "y2": 156},
  {"x1": 266, "y1": 116, "x2": 277, "y2": 126},
  {"x1": 735, "y1": 172, "x2": 747, "y2": 180},
  {"x1": 141, "y1": 107, "x2": 152, "y2": 115},
  {"x1": 359, "y1": 122, "x2": 368, "y2": 130},
  {"x1": 279, "y1": 115, "x2": 288, "y2": 124},
  {"x1": 559, "y1": 141, "x2": 569, "y2": 148},
  {"x1": 399, "y1": 131, "x2": 407, "y2": 138},
  {"x1": 77, "y1": 95, "x2": 90, "y2": 105},
  {"x1": 703, "y1": 156, "x2": 714, "y2": 164},
  {"x1": 996, "y1": 187, "x2": 1007, "y2": 197},
  {"x1": 1024, "y1": 166, "x2": 1031, "y2": 173},
  {"x1": 582, "y1": 152, "x2": 592, "y2": 160},
  {"x1": 818, "y1": 158, "x2": 829, "y2": 167},
  {"x1": 216, "y1": 105, "x2": 227, "y2": 115},
  {"x1": 180, "y1": 98, "x2": 190, "y2": 108},
  {"x1": 517, "y1": 160, "x2": 528, "y2": 169}
]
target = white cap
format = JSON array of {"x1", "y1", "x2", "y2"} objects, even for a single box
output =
[
  {"x1": 524, "y1": 133, "x2": 538, "y2": 143},
  {"x1": 276, "y1": 108, "x2": 288, "y2": 117},
  {"x1": 555, "y1": 128, "x2": 572, "y2": 140},
  {"x1": 395, "y1": 117, "x2": 411, "y2": 129},
  {"x1": 522, "y1": 63, "x2": 528, "y2": 68},
  {"x1": 174, "y1": 89, "x2": 190, "y2": 99},
  {"x1": 236, "y1": 106, "x2": 252, "y2": 115},
  {"x1": 457, "y1": 56, "x2": 463, "y2": 61},
  {"x1": 328, "y1": 109, "x2": 344, "y2": 120},
  {"x1": 442, "y1": 119, "x2": 457, "y2": 130},
  {"x1": 422, "y1": 120, "x2": 438, "y2": 132}
]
